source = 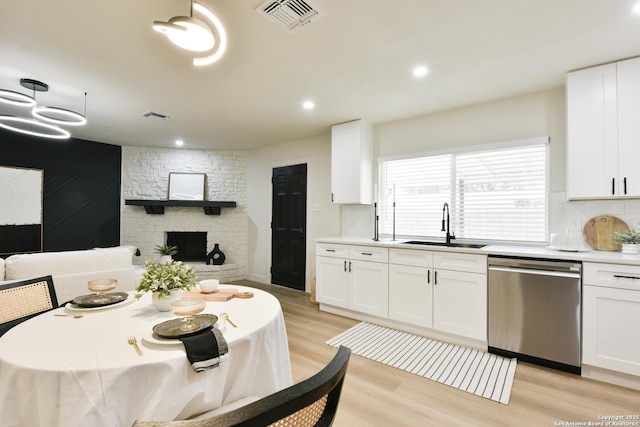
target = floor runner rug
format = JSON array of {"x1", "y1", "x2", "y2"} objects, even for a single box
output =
[{"x1": 326, "y1": 322, "x2": 517, "y2": 404}]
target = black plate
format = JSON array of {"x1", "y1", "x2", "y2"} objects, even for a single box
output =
[
  {"x1": 71, "y1": 292, "x2": 129, "y2": 308},
  {"x1": 152, "y1": 314, "x2": 219, "y2": 339}
]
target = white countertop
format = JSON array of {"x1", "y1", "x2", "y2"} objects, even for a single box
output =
[{"x1": 316, "y1": 236, "x2": 640, "y2": 266}]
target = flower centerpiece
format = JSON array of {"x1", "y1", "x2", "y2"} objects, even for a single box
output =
[
  {"x1": 135, "y1": 259, "x2": 197, "y2": 311},
  {"x1": 611, "y1": 228, "x2": 640, "y2": 254}
]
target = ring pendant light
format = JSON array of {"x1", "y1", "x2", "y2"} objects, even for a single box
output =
[
  {"x1": 0, "y1": 116, "x2": 71, "y2": 139},
  {"x1": 0, "y1": 78, "x2": 86, "y2": 139},
  {"x1": 0, "y1": 89, "x2": 36, "y2": 107}
]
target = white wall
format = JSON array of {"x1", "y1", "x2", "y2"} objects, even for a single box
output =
[
  {"x1": 120, "y1": 147, "x2": 248, "y2": 273},
  {"x1": 342, "y1": 87, "x2": 640, "y2": 240},
  {"x1": 246, "y1": 134, "x2": 340, "y2": 290},
  {"x1": 120, "y1": 86, "x2": 640, "y2": 292}
]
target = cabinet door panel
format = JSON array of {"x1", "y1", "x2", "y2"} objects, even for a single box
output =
[
  {"x1": 617, "y1": 57, "x2": 640, "y2": 197},
  {"x1": 583, "y1": 286, "x2": 640, "y2": 375},
  {"x1": 331, "y1": 120, "x2": 373, "y2": 204},
  {"x1": 389, "y1": 264, "x2": 432, "y2": 327},
  {"x1": 349, "y1": 260, "x2": 388, "y2": 317},
  {"x1": 316, "y1": 256, "x2": 349, "y2": 308},
  {"x1": 566, "y1": 63, "x2": 618, "y2": 199},
  {"x1": 433, "y1": 269, "x2": 487, "y2": 340}
]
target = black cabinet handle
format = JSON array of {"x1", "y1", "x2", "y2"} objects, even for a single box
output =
[
  {"x1": 427, "y1": 270, "x2": 430, "y2": 284},
  {"x1": 624, "y1": 177, "x2": 627, "y2": 195},
  {"x1": 349, "y1": 261, "x2": 352, "y2": 272},
  {"x1": 434, "y1": 270, "x2": 438, "y2": 285},
  {"x1": 612, "y1": 178, "x2": 616, "y2": 195},
  {"x1": 326, "y1": 249, "x2": 336, "y2": 252},
  {"x1": 344, "y1": 260, "x2": 347, "y2": 272},
  {"x1": 361, "y1": 252, "x2": 372, "y2": 256},
  {"x1": 613, "y1": 274, "x2": 640, "y2": 280}
]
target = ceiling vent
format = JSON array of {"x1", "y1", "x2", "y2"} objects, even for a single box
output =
[
  {"x1": 257, "y1": 0, "x2": 325, "y2": 34},
  {"x1": 141, "y1": 111, "x2": 173, "y2": 122}
]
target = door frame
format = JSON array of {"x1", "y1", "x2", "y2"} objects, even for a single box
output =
[{"x1": 267, "y1": 157, "x2": 312, "y2": 293}]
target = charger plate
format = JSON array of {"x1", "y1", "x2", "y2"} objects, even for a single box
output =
[
  {"x1": 152, "y1": 314, "x2": 219, "y2": 339},
  {"x1": 70, "y1": 292, "x2": 129, "y2": 308}
]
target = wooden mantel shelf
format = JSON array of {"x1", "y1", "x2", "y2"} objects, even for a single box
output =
[{"x1": 125, "y1": 199, "x2": 236, "y2": 215}]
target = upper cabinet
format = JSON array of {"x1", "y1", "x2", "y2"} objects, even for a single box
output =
[
  {"x1": 566, "y1": 57, "x2": 640, "y2": 199},
  {"x1": 331, "y1": 119, "x2": 373, "y2": 204}
]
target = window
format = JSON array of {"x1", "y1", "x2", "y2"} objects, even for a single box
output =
[{"x1": 378, "y1": 138, "x2": 549, "y2": 243}]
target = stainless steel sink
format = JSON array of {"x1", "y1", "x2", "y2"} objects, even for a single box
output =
[{"x1": 402, "y1": 240, "x2": 486, "y2": 249}]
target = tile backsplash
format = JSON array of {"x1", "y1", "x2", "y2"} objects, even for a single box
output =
[{"x1": 341, "y1": 192, "x2": 640, "y2": 242}]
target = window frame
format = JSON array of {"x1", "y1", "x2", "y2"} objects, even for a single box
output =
[{"x1": 377, "y1": 137, "x2": 550, "y2": 244}]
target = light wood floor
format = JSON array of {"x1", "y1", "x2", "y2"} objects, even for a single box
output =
[{"x1": 235, "y1": 280, "x2": 640, "y2": 426}]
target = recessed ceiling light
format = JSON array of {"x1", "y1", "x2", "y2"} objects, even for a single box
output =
[
  {"x1": 633, "y1": 1, "x2": 640, "y2": 13},
  {"x1": 413, "y1": 66, "x2": 429, "y2": 78},
  {"x1": 302, "y1": 100, "x2": 315, "y2": 110},
  {"x1": 175, "y1": 139, "x2": 184, "y2": 146}
]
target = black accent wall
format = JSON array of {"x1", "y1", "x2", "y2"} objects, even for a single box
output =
[{"x1": 0, "y1": 129, "x2": 121, "y2": 254}]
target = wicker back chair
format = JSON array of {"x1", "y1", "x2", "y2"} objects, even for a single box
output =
[
  {"x1": 0, "y1": 275, "x2": 58, "y2": 337},
  {"x1": 132, "y1": 345, "x2": 351, "y2": 427}
]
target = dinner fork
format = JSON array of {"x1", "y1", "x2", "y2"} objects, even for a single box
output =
[{"x1": 128, "y1": 336, "x2": 144, "y2": 356}]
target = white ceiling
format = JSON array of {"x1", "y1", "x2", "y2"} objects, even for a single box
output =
[{"x1": 1, "y1": 0, "x2": 640, "y2": 150}]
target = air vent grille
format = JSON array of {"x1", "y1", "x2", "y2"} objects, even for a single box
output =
[
  {"x1": 257, "y1": 0, "x2": 325, "y2": 33},
  {"x1": 141, "y1": 111, "x2": 173, "y2": 122}
]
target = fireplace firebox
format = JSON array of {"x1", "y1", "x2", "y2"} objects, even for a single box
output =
[{"x1": 166, "y1": 232, "x2": 207, "y2": 262}]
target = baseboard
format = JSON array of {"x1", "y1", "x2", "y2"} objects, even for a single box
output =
[
  {"x1": 582, "y1": 365, "x2": 640, "y2": 391},
  {"x1": 319, "y1": 303, "x2": 488, "y2": 351}
]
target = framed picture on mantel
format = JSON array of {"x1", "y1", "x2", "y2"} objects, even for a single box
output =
[{"x1": 168, "y1": 172, "x2": 206, "y2": 201}]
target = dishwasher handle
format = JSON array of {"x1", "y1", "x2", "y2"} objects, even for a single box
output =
[{"x1": 489, "y1": 265, "x2": 581, "y2": 279}]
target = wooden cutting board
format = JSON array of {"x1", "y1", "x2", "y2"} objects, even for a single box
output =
[
  {"x1": 183, "y1": 288, "x2": 254, "y2": 301},
  {"x1": 583, "y1": 215, "x2": 629, "y2": 251}
]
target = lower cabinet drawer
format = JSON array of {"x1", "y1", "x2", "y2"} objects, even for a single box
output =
[
  {"x1": 316, "y1": 243, "x2": 348, "y2": 258},
  {"x1": 348, "y1": 245, "x2": 388, "y2": 262},
  {"x1": 583, "y1": 262, "x2": 640, "y2": 291}
]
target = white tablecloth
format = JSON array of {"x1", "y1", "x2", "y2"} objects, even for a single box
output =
[{"x1": 0, "y1": 285, "x2": 292, "y2": 427}]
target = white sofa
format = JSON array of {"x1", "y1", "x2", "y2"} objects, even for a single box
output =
[{"x1": 0, "y1": 246, "x2": 139, "y2": 304}]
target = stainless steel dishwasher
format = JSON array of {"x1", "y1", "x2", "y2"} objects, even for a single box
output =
[{"x1": 488, "y1": 256, "x2": 582, "y2": 374}]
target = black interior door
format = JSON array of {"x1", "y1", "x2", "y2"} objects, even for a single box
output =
[{"x1": 271, "y1": 164, "x2": 307, "y2": 290}]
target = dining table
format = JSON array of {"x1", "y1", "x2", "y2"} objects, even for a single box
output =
[{"x1": 0, "y1": 284, "x2": 293, "y2": 427}]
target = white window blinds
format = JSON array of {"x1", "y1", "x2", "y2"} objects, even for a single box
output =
[{"x1": 379, "y1": 138, "x2": 549, "y2": 243}]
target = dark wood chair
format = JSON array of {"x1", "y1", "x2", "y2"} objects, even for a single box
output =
[
  {"x1": 0, "y1": 275, "x2": 58, "y2": 337},
  {"x1": 132, "y1": 345, "x2": 351, "y2": 427}
]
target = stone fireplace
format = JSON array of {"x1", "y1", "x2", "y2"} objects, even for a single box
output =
[{"x1": 120, "y1": 146, "x2": 248, "y2": 283}]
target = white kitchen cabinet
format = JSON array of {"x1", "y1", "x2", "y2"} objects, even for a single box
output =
[
  {"x1": 389, "y1": 248, "x2": 433, "y2": 327},
  {"x1": 349, "y1": 259, "x2": 389, "y2": 317},
  {"x1": 433, "y1": 269, "x2": 487, "y2": 341},
  {"x1": 566, "y1": 57, "x2": 640, "y2": 199},
  {"x1": 616, "y1": 57, "x2": 640, "y2": 197},
  {"x1": 388, "y1": 248, "x2": 487, "y2": 340},
  {"x1": 315, "y1": 243, "x2": 388, "y2": 316},
  {"x1": 330, "y1": 119, "x2": 373, "y2": 204},
  {"x1": 316, "y1": 255, "x2": 349, "y2": 308},
  {"x1": 583, "y1": 262, "x2": 640, "y2": 377}
]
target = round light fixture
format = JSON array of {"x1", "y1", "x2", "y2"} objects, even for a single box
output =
[
  {"x1": 0, "y1": 115, "x2": 70, "y2": 139},
  {"x1": 192, "y1": 1, "x2": 227, "y2": 66},
  {"x1": 175, "y1": 139, "x2": 184, "y2": 146},
  {"x1": 302, "y1": 100, "x2": 315, "y2": 110},
  {"x1": 0, "y1": 89, "x2": 36, "y2": 107},
  {"x1": 153, "y1": 16, "x2": 215, "y2": 52},
  {"x1": 32, "y1": 106, "x2": 87, "y2": 126}
]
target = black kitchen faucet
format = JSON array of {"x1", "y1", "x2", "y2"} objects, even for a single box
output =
[{"x1": 442, "y1": 203, "x2": 455, "y2": 244}]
